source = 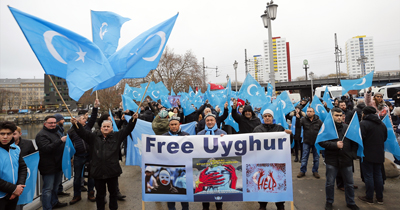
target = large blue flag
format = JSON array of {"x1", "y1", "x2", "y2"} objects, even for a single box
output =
[
  {"x1": 125, "y1": 115, "x2": 197, "y2": 166},
  {"x1": 91, "y1": 10, "x2": 130, "y2": 58},
  {"x1": 144, "y1": 81, "x2": 169, "y2": 101},
  {"x1": 344, "y1": 112, "x2": 364, "y2": 158},
  {"x1": 170, "y1": 87, "x2": 176, "y2": 96},
  {"x1": 94, "y1": 13, "x2": 179, "y2": 90},
  {"x1": 302, "y1": 102, "x2": 310, "y2": 113},
  {"x1": 123, "y1": 83, "x2": 144, "y2": 101},
  {"x1": 277, "y1": 91, "x2": 295, "y2": 115},
  {"x1": 310, "y1": 95, "x2": 328, "y2": 122},
  {"x1": 160, "y1": 95, "x2": 172, "y2": 109},
  {"x1": 122, "y1": 95, "x2": 139, "y2": 112},
  {"x1": 9, "y1": 7, "x2": 114, "y2": 101},
  {"x1": 109, "y1": 109, "x2": 119, "y2": 132},
  {"x1": 315, "y1": 111, "x2": 338, "y2": 154},
  {"x1": 62, "y1": 135, "x2": 76, "y2": 179},
  {"x1": 341, "y1": 71, "x2": 374, "y2": 95},
  {"x1": 266, "y1": 83, "x2": 273, "y2": 102},
  {"x1": 17, "y1": 152, "x2": 39, "y2": 205},
  {"x1": 224, "y1": 106, "x2": 239, "y2": 132},
  {"x1": 322, "y1": 86, "x2": 334, "y2": 109},
  {"x1": 238, "y1": 74, "x2": 262, "y2": 105},
  {"x1": 383, "y1": 115, "x2": 400, "y2": 159}
]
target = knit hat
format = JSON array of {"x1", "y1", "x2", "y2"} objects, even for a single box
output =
[
  {"x1": 362, "y1": 106, "x2": 377, "y2": 115},
  {"x1": 204, "y1": 113, "x2": 216, "y2": 120},
  {"x1": 169, "y1": 116, "x2": 180, "y2": 122},
  {"x1": 158, "y1": 110, "x2": 168, "y2": 118},
  {"x1": 262, "y1": 109, "x2": 274, "y2": 117},
  {"x1": 54, "y1": 114, "x2": 64, "y2": 122},
  {"x1": 374, "y1": 92, "x2": 383, "y2": 97}
]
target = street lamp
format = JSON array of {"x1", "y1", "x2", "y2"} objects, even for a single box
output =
[
  {"x1": 226, "y1": 74, "x2": 230, "y2": 84},
  {"x1": 303, "y1": 59, "x2": 310, "y2": 80},
  {"x1": 309, "y1": 71, "x2": 314, "y2": 97},
  {"x1": 261, "y1": 0, "x2": 278, "y2": 95},
  {"x1": 233, "y1": 60, "x2": 238, "y2": 91}
]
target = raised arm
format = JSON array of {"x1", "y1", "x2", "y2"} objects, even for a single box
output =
[
  {"x1": 71, "y1": 118, "x2": 97, "y2": 145},
  {"x1": 117, "y1": 113, "x2": 138, "y2": 144}
]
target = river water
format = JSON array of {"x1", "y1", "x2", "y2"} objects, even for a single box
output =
[{"x1": 19, "y1": 122, "x2": 72, "y2": 139}]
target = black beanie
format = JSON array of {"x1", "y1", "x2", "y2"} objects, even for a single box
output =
[{"x1": 362, "y1": 106, "x2": 376, "y2": 115}]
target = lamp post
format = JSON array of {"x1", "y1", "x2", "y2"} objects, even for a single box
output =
[
  {"x1": 226, "y1": 74, "x2": 230, "y2": 84},
  {"x1": 233, "y1": 60, "x2": 238, "y2": 91},
  {"x1": 261, "y1": 0, "x2": 278, "y2": 95},
  {"x1": 303, "y1": 59, "x2": 309, "y2": 80},
  {"x1": 309, "y1": 71, "x2": 314, "y2": 97}
]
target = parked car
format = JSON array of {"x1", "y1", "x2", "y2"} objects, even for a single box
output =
[
  {"x1": 7, "y1": 111, "x2": 14, "y2": 115},
  {"x1": 44, "y1": 110, "x2": 51, "y2": 113},
  {"x1": 36, "y1": 110, "x2": 42, "y2": 113},
  {"x1": 72, "y1": 108, "x2": 77, "y2": 112}
]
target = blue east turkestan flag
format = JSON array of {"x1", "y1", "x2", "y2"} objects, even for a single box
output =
[
  {"x1": 122, "y1": 95, "x2": 139, "y2": 112},
  {"x1": 266, "y1": 83, "x2": 273, "y2": 102},
  {"x1": 310, "y1": 95, "x2": 328, "y2": 122},
  {"x1": 344, "y1": 112, "x2": 364, "y2": 158},
  {"x1": 170, "y1": 87, "x2": 175, "y2": 96},
  {"x1": 382, "y1": 115, "x2": 400, "y2": 159},
  {"x1": 323, "y1": 86, "x2": 334, "y2": 109},
  {"x1": 93, "y1": 13, "x2": 179, "y2": 91},
  {"x1": 9, "y1": 7, "x2": 115, "y2": 101},
  {"x1": 238, "y1": 74, "x2": 262, "y2": 105},
  {"x1": 341, "y1": 71, "x2": 374, "y2": 95},
  {"x1": 302, "y1": 102, "x2": 310, "y2": 113},
  {"x1": 315, "y1": 111, "x2": 338, "y2": 154},
  {"x1": 125, "y1": 115, "x2": 197, "y2": 166},
  {"x1": 91, "y1": 10, "x2": 130, "y2": 58},
  {"x1": 17, "y1": 152, "x2": 39, "y2": 205},
  {"x1": 160, "y1": 95, "x2": 172, "y2": 109},
  {"x1": 224, "y1": 106, "x2": 239, "y2": 132},
  {"x1": 277, "y1": 91, "x2": 295, "y2": 115},
  {"x1": 109, "y1": 109, "x2": 119, "y2": 132},
  {"x1": 123, "y1": 83, "x2": 144, "y2": 101},
  {"x1": 62, "y1": 135, "x2": 76, "y2": 179}
]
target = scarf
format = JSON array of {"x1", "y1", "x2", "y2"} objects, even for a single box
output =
[
  {"x1": 205, "y1": 124, "x2": 218, "y2": 135},
  {"x1": 168, "y1": 128, "x2": 181, "y2": 136}
]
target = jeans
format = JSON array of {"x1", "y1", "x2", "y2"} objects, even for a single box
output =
[
  {"x1": 94, "y1": 177, "x2": 119, "y2": 210},
  {"x1": 300, "y1": 143, "x2": 319, "y2": 173},
  {"x1": 325, "y1": 164, "x2": 355, "y2": 205},
  {"x1": 0, "y1": 194, "x2": 19, "y2": 210},
  {"x1": 361, "y1": 160, "x2": 383, "y2": 200},
  {"x1": 42, "y1": 171, "x2": 63, "y2": 210},
  {"x1": 73, "y1": 154, "x2": 95, "y2": 197},
  {"x1": 167, "y1": 202, "x2": 189, "y2": 210}
]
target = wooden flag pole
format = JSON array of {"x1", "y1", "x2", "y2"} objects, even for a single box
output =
[
  {"x1": 95, "y1": 90, "x2": 98, "y2": 100},
  {"x1": 135, "y1": 71, "x2": 155, "y2": 114},
  {"x1": 142, "y1": 200, "x2": 145, "y2": 210},
  {"x1": 47, "y1": 75, "x2": 78, "y2": 128}
]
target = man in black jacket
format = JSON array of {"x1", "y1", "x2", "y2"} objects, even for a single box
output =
[
  {"x1": 297, "y1": 107, "x2": 323, "y2": 179},
  {"x1": 162, "y1": 116, "x2": 189, "y2": 210},
  {"x1": 36, "y1": 116, "x2": 68, "y2": 209},
  {"x1": 0, "y1": 121, "x2": 27, "y2": 210},
  {"x1": 392, "y1": 90, "x2": 400, "y2": 107},
  {"x1": 68, "y1": 99, "x2": 99, "y2": 205},
  {"x1": 253, "y1": 109, "x2": 292, "y2": 210},
  {"x1": 319, "y1": 108, "x2": 359, "y2": 210},
  {"x1": 231, "y1": 99, "x2": 261, "y2": 133},
  {"x1": 13, "y1": 126, "x2": 37, "y2": 157},
  {"x1": 358, "y1": 106, "x2": 387, "y2": 205},
  {"x1": 71, "y1": 113, "x2": 138, "y2": 210},
  {"x1": 197, "y1": 102, "x2": 229, "y2": 133},
  {"x1": 352, "y1": 100, "x2": 365, "y2": 122},
  {"x1": 339, "y1": 101, "x2": 352, "y2": 124}
]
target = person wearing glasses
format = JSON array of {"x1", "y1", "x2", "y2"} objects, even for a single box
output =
[
  {"x1": 365, "y1": 87, "x2": 392, "y2": 122},
  {"x1": 35, "y1": 116, "x2": 68, "y2": 210}
]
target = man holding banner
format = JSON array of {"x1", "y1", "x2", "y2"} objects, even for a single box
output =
[
  {"x1": 162, "y1": 116, "x2": 190, "y2": 210},
  {"x1": 0, "y1": 121, "x2": 27, "y2": 210},
  {"x1": 36, "y1": 116, "x2": 68, "y2": 210},
  {"x1": 71, "y1": 113, "x2": 138, "y2": 210},
  {"x1": 253, "y1": 109, "x2": 292, "y2": 210},
  {"x1": 318, "y1": 108, "x2": 359, "y2": 210}
]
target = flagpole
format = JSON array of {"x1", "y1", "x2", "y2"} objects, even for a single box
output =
[
  {"x1": 135, "y1": 70, "x2": 155, "y2": 114},
  {"x1": 47, "y1": 75, "x2": 78, "y2": 128},
  {"x1": 142, "y1": 200, "x2": 145, "y2": 210},
  {"x1": 95, "y1": 91, "x2": 98, "y2": 100}
]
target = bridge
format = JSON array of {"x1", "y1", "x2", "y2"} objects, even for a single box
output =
[{"x1": 233, "y1": 72, "x2": 400, "y2": 98}]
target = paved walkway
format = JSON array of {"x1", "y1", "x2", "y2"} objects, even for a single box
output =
[{"x1": 40, "y1": 154, "x2": 400, "y2": 210}]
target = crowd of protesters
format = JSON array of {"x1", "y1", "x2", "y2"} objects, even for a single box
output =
[{"x1": 1, "y1": 88, "x2": 400, "y2": 210}]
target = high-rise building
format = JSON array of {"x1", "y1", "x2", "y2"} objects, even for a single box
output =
[
  {"x1": 345, "y1": 35, "x2": 375, "y2": 77},
  {"x1": 263, "y1": 37, "x2": 292, "y2": 82},
  {"x1": 247, "y1": 55, "x2": 267, "y2": 83},
  {"x1": 44, "y1": 75, "x2": 78, "y2": 110}
]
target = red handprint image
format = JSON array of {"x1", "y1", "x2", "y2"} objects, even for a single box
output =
[
  {"x1": 224, "y1": 165, "x2": 237, "y2": 189},
  {"x1": 195, "y1": 167, "x2": 224, "y2": 193}
]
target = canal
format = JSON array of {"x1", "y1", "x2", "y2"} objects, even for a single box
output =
[{"x1": 19, "y1": 122, "x2": 72, "y2": 139}]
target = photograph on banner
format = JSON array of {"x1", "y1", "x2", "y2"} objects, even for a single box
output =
[
  {"x1": 168, "y1": 95, "x2": 181, "y2": 107},
  {"x1": 246, "y1": 163, "x2": 287, "y2": 193},
  {"x1": 193, "y1": 156, "x2": 243, "y2": 202},
  {"x1": 144, "y1": 164, "x2": 187, "y2": 195}
]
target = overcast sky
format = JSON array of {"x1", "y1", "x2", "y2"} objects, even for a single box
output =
[{"x1": 1, "y1": 0, "x2": 399, "y2": 85}]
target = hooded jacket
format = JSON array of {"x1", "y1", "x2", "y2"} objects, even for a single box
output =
[
  {"x1": 365, "y1": 92, "x2": 392, "y2": 123},
  {"x1": 139, "y1": 108, "x2": 154, "y2": 123},
  {"x1": 73, "y1": 117, "x2": 137, "y2": 179},
  {"x1": 36, "y1": 126, "x2": 65, "y2": 175},
  {"x1": 0, "y1": 139, "x2": 27, "y2": 198},
  {"x1": 196, "y1": 107, "x2": 229, "y2": 133},
  {"x1": 318, "y1": 123, "x2": 358, "y2": 168},
  {"x1": 360, "y1": 114, "x2": 387, "y2": 163},
  {"x1": 232, "y1": 105, "x2": 261, "y2": 133},
  {"x1": 152, "y1": 116, "x2": 170, "y2": 135},
  {"x1": 300, "y1": 114, "x2": 323, "y2": 145}
]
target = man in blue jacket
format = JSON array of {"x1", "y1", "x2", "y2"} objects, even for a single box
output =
[{"x1": 0, "y1": 121, "x2": 27, "y2": 210}]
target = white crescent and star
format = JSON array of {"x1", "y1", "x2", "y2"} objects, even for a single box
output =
[
  {"x1": 132, "y1": 91, "x2": 138, "y2": 98},
  {"x1": 43, "y1": 31, "x2": 86, "y2": 64},
  {"x1": 281, "y1": 100, "x2": 286, "y2": 109},
  {"x1": 99, "y1": 22, "x2": 108, "y2": 40},
  {"x1": 151, "y1": 90, "x2": 159, "y2": 98},
  {"x1": 142, "y1": 31, "x2": 166, "y2": 61},
  {"x1": 355, "y1": 78, "x2": 366, "y2": 86},
  {"x1": 247, "y1": 84, "x2": 257, "y2": 96},
  {"x1": 27, "y1": 167, "x2": 31, "y2": 180},
  {"x1": 316, "y1": 104, "x2": 324, "y2": 113},
  {"x1": 318, "y1": 123, "x2": 325, "y2": 135}
]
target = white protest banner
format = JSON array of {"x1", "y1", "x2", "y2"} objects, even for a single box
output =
[{"x1": 142, "y1": 132, "x2": 293, "y2": 203}]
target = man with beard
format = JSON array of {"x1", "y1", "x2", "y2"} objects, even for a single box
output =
[{"x1": 162, "y1": 116, "x2": 189, "y2": 210}]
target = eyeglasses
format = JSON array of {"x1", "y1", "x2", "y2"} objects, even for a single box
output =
[{"x1": 0, "y1": 132, "x2": 13, "y2": 136}]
